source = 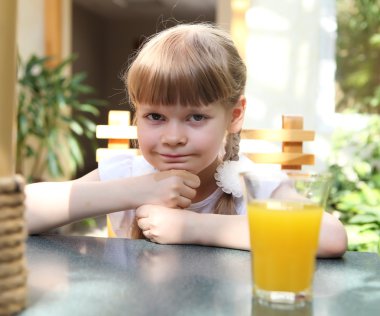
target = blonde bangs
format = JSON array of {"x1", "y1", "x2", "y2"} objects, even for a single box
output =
[{"x1": 126, "y1": 24, "x2": 243, "y2": 107}]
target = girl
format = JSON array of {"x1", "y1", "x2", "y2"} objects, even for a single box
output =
[{"x1": 25, "y1": 23, "x2": 347, "y2": 257}]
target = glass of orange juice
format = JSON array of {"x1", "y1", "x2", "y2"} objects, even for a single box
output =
[{"x1": 241, "y1": 172, "x2": 331, "y2": 306}]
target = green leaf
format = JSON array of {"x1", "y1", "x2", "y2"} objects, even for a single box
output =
[
  {"x1": 349, "y1": 214, "x2": 378, "y2": 224},
  {"x1": 78, "y1": 104, "x2": 100, "y2": 116},
  {"x1": 70, "y1": 72, "x2": 87, "y2": 86},
  {"x1": 52, "y1": 55, "x2": 77, "y2": 75},
  {"x1": 360, "y1": 184, "x2": 380, "y2": 205},
  {"x1": 70, "y1": 121, "x2": 84, "y2": 135},
  {"x1": 25, "y1": 145, "x2": 36, "y2": 158},
  {"x1": 77, "y1": 116, "x2": 97, "y2": 133},
  {"x1": 369, "y1": 33, "x2": 380, "y2": 47},
  {"x1": 47, "y1": 150, "x2": 62, "y2": 178},
  {"x1": 353, "y1": 161, "x2": 372, "y2": 178},
  {"x1": 18, "y1": 113, "x2": 29, "y2": 137},
  {"x1": 56, "y1": 93, "x2": 66, "y2": 108},
  {"x1": 356, "y1": 204, "x2": 380, "y2": 217},
  {"x1": 67, "y1": 136, "x2": 84, "y2": 168},
  {"x1": 75, "y1": 84, "x2": 94, "y2": 94},
  {"x1": 346, "y1": 229, "x2": 379, "y2": 252}
]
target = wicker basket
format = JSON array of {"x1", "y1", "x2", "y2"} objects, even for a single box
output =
[{"x1": 0, "y1": 175, "x2": 27, "y2": 316}]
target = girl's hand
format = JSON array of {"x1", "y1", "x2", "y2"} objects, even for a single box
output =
[
  {"x1": 134, "y1": 170, "x2": 200, "y2": 209},
  {"x1": 136, "y1": 205, "x2": 196, "y2": 244}
]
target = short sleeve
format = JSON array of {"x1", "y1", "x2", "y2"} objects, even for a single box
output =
[
  {"x1": 98, "y1": 154, "x2": 135, "y2": 181},
  {"x1": 235, "y1": 155, "x2": 288, "y2": 215},
  {"x1": 98, "y1": 153, "x2": 155, "y2": 181},
  {"x1": 98, "y1": 154, "x2": 156, "y2": 239}
]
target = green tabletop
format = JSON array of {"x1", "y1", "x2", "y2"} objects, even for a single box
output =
[{"x1": 20, "y1": 236, "x2": 380, "y2": 316}]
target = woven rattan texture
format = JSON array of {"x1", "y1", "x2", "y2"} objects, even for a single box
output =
[{"x1": 0, "y1": 175, "x2": 27, "y2": 316}]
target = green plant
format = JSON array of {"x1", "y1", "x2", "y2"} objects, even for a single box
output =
[
  {"x1": 17, "y1": 55, "x2": 106, "y2": 182},
  {"x1": 327, "y1": 116, "x2": 380, "y2": 253},
  {"x1": 336, "y1": 0, "x2": 380, "y2": 113}
]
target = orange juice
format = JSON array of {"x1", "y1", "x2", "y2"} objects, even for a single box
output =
[{"x1": 247, "y1": 200, "x2": 323, "y2": 293}]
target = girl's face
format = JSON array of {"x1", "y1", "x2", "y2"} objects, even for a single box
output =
[{"x1": 135, "y1": 102, "x2": 232, "y2": 175}]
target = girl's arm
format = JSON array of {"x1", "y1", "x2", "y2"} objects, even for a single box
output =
[
  {"x1": 136, "y1": 206, "x2": 347, "y2": 258},
  {"x1": 26, "y1": 170, "x2": 134, "y2": 234},
  {"x1": 190, "y1": 211, "x2": 347, "y2": 258},
  {"x1": 26, "y1": 169, "x2": 200, "y2": 234}
]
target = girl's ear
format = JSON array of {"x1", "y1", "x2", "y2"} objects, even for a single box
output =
[{"x1": 228, "y1": 95, "x2": 246, "y2": 133}]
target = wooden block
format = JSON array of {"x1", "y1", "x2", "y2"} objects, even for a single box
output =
[
  {"x1": 108, "y1": 111, "x2": 131, "y2": 125},
  {"x1": 108, "y1": 139, "x2": 130, "y2": 149},
  {"x1": 246, "y1": 153, "x2": 315, "y2": 166},
  {"x1": 240, "y1": 129, "x2": 315, "y2": 142},
  {"x1": 282, "y1": 115, "x2": 304, "y2": 170},
  {"x1": 96, "y1": 125, "x2": 138, "y2": 140}
]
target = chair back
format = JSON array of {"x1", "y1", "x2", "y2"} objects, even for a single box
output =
[
  {"x1": 96, "y1": 110, "x2": 139, "y2": 161},
  {"x1": 240, "y1": 115, "x2": 315, "y2": 170}
]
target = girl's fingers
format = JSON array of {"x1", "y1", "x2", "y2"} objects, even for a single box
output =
[
  {"x1": 182, "y1": 173, "x2": 201, "y2": 189},
  {"x1": 137, "y1": 217, "x2": 150, "y2": 231},
  {"x1": 136, "y1": 206, "x2": 149, "y2": 219},
  {"x1": 180, "y1": 186, "x2": 197, "y2": 201},
  {"x1": 176, "y1": 196, "x2": 192, "y2": 209},
  {"x1": 142, "y1": 229, "x2": 157, "y2": 243},
  {"x1": 142, "y1": 229, "x2": 152, "y2": 239}
]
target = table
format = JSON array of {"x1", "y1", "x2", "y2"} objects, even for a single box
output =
[{"x1": 20, "y1": 235, "x2": 380, "y2": 316}]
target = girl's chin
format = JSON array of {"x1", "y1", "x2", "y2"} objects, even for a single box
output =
[{"x1": 155, "y1": 164, "x2": 199, "y2": 174}]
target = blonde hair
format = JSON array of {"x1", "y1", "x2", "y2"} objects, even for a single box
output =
[{"x1": 124, "y1": 23, "x2": 246, "y2": 220}]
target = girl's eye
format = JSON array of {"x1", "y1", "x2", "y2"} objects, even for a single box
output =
[
  {"x1": 146, "y1": 113, "x2": 164, "y2": 121},
  {"x1": 189, "y1": 114, "x2": 206, "y2": 122}
]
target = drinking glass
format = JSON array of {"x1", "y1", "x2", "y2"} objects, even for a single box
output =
[{"x1": 241, "y1": 172, "x2": 331, "y2": 306}]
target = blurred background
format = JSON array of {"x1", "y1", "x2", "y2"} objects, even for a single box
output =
[{"x1": 15, "y1": 0, "x2": 380, "y2": 253}]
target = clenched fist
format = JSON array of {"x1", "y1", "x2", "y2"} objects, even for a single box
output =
[{"x1": 132, "y1": 170, "x2": 200, "y2": 209}]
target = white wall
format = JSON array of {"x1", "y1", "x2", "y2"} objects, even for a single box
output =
[{"x1": 17, "y1": 0, "x2": 45, "y2": 60}]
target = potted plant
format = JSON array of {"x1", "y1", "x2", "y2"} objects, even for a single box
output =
[{"x1": 16, "y1": 55, "x2": 106, "y2": 182}]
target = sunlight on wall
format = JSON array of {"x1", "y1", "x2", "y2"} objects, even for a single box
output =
[
  {"x1": 246, "y1": 36, "x2": 290, "y2": 92},
  {"x1": 230, "y1": 0, "x2": 250, "y2": 60},
  {"x1": 302, "y1": 0, "x2": 317, "y2": 12},
  {"x1": 246, "y1": 7, "x2": 289, "y2": 32},
  {"x1": 294, "y1": 42, "x2": 311, "y2": 99}
]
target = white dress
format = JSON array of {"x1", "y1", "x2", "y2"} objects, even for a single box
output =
[{"x1": 98, "y1": 153, "x2": 285, "y2": 238}]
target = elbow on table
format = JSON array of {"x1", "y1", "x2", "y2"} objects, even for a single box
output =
[
  {"x1": 318, "y1": 229, "x2": 348, "y2": 258},
  {"x1": 26, "y1": 216, "x2": 54, "y2": 236}
]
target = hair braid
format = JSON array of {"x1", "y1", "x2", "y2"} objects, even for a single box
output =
[
  {"x1": 214, "y1": 132, "x2": 241, "y2": 215},
  {"x1": 223, "y1": 132, "x2": 241, "y2": 162}
]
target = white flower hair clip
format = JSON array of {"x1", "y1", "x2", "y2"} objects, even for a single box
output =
[
  {"x1": 214, "y1": 160, "x2": 245, "y2": 198},
  {"x1": 215, "y1": 157, "x2": 289, "y2": 199}
]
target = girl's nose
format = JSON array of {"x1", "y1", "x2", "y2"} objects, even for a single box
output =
[{"x1": 161, "y1": 123, "x2": 187, "y2": 146}]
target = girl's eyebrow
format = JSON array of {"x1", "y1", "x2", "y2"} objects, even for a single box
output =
[{"x1": 138, "y1": 104, "x2": 215, "y2": 114}]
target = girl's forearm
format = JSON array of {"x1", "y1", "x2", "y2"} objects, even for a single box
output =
[
  {"x1": 317, "y1": 212, "x2": 347, "y2": 258},
  {"x1": 189, "y1": 213, "x2": 250, "y2": 250},
  {"x1": 25, "y1": 178, "x2": 145, "y2": 234},
  {"x1": 26, "y1": 169, "x2": 199, "y2": 235},
  {"x1": 25, "y1": 181, "x2": 74, "y2": 234}
]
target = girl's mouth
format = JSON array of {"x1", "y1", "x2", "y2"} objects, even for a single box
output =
[
  {"x1": 161, "y1": 154, "x2": 187, "y2": 158},
  {"x1": 160, "y1": 153, "x2": 190, "y2": 162}
]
